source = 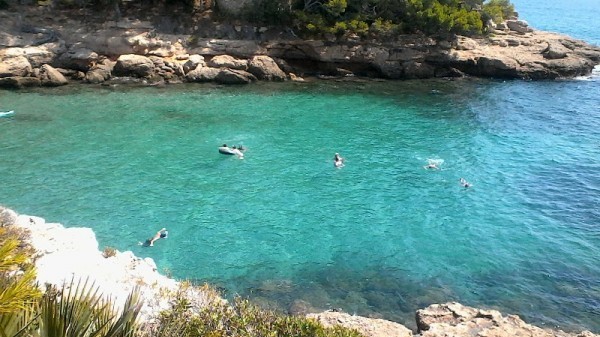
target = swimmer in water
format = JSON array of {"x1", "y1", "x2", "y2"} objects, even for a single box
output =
[
  {"x1": 459, "y1": 178, "x2": 472, "y2": 188},
  {"x1": 334, "y1": 153, "x2": 345, "y2": 168},
  {"x1": 142, "y1": 228, "x2": 168, "y2": 247}
]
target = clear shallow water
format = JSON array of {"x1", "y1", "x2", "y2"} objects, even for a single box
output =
[
  {"x1": 1, "y1": 78, "x2": 599, "y2": 332},
  {"x1": 2, "y1": 0, "x2": 600, "y2": 332}
]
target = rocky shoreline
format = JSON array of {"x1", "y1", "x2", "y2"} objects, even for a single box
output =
[
  {"x1": 1, "y1": 6, "x2": 600, "y2": 89},
  {"x1": 1, "y1": 206, "x2": 598, "y2": 337}
]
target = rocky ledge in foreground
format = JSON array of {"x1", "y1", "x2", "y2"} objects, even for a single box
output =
[
  {"x1": 1, "y1": 9, "x2": 599, "y2": 89},
  {"x1": 1, "y1": 206, "x2": 598, "y2": 337}
]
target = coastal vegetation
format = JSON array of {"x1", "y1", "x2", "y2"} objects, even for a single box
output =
[
  {"x1": 5, "y1": 0, "x2": 514, "y2": 38},
  {"x1": 151, "y1": 283, "x2": 362, "y2": 337}
]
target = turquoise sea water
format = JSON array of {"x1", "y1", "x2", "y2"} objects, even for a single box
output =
[{"x1": 1, "y1": 1, "x2": 600, "y2": 333}]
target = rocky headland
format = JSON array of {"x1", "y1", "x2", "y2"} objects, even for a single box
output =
[
  {"x1": 1, "y1": 206, "x2": 598, "y2": 337},
  {"x1": 1, "y1": 5, "x2": 600, "y2": 89}
]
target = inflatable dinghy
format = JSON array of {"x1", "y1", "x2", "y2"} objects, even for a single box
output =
[{"x1": 219, "y1": 146, "x2": 235, "y2": 155}]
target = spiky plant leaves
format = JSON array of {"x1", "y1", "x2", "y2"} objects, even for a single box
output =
[
  {"x1": 0, "y1": 227, "x2": 40, "y2": 315},
  {"x1": 0, "y1": 226, "x2": 41, "y2": 337},
  {"x1": 38, "y1": 278, "x2": 141, "y2": 337},
  {"x1": 0, "y1": 268, "x2": 40, "y2": 314},
  {"x1": 0, "y1": 237, "x2": 27, "y2": 272},
  {"x1": 0, "y1": 309, "x2": 38, "y2": 337},
  {"x1": 98, "y1": 287, "x2": 142, "y2": 337}
]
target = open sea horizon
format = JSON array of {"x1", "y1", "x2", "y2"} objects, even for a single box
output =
[{"x1": 1, "y1": 0, "x2": 599, "y2": 333}]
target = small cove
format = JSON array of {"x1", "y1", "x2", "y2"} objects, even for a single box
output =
[{"x1": 1, "y1": 76, "x2": 599, "y2": 331}]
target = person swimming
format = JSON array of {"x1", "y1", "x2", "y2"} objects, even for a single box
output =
[
  {"x1": 459, "y1": 178, "x2": 472, "y2": 188},
  {"x1": 334, "y1": 153, "x2": 345, "y2": 168},
  {"x1": 424, "y1": 159, "x2": 442, "y2": 170},
  {"x1": 231, "y1": 146, "x2": 244, "y2": 159},
  {"x1": 142, "y1": 228, "x2": 168, "y2": 247}
]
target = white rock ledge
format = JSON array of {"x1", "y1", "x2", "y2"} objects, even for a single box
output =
[{"x1": 10, "y1": 209, "x2": 181, "y2": 321}]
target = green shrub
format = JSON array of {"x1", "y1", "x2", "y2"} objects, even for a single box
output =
[
  {"x1": 483, "y1": 0, "x2": 515, "y2": 22},
  {"x1": 330, "y1": 21, "x2": 348, "y2": 35},
  {"x1": 347, "y1": 19, "x2": 369, "y2": 36},
  {"x1": 371, "y1": 18, "x2": 400, "y2": 37},
  {"x1": 155, "y1": 284, "x2": 364, "y2": 337},
  {"x1": 324, "y1": 0, "x2": 347, "y2": 18}
]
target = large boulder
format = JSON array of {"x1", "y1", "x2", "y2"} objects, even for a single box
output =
[
  {"x1": 0, "y1": 56, "x2": 32, "y2": 78},
  {"x1": 183, "y1": 54, "x2": 206, "y2": 74},
  {"x1": 506, "y1": 20, "x2": 533, "y2": 34},
  {"x1": 54, "y1": 47, "x2": 99, "y2": 72},
  {"x1": 113, "y1": 54, "x2": 155, "y2": 77},
  {"x1": 207, "y1": 55, "x2": 248, "y2": 70},
  {"x1": 247, "y1": 55, "x2": 286, "y2": 81},
  {"x1": 215, "y1": 68, "x2": 256, "y2": 84},
  {"x1": 308, "y1": 311, "x2": 413, "y2": 337},
  {"x1": 86, "y1": 63, "x2": 113, "y2": 84},
  {"x1": 39, "y1": 64, "x2": 68, "y2": 86},
  {"x1": 185, "y1": 67, "x2": 220, "y2": 82}
]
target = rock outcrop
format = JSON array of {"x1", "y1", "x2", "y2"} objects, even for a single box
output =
[
  {"x1": 0, "y1": 5, "x2": 599, "y2": 89},
  {"x1": 415, "y1": 302, "x2": 598, "y2": 337}
]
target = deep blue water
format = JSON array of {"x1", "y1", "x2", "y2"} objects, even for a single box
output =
[{"x1": 1, "y1": 0, "x2": 599, "y2": 333}]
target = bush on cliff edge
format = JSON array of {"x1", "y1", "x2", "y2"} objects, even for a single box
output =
[{"x1": 149, "y1": 282, "x2": 364, "y2": 337}]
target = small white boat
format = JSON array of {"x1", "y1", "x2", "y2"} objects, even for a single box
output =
[{"x1": 0, "y1": 110, "x2": 15, "y2": 118}]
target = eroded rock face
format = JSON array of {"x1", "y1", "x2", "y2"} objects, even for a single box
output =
[{"x1": 113, "y1": 54, "x2": 155, "y2": 77}]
